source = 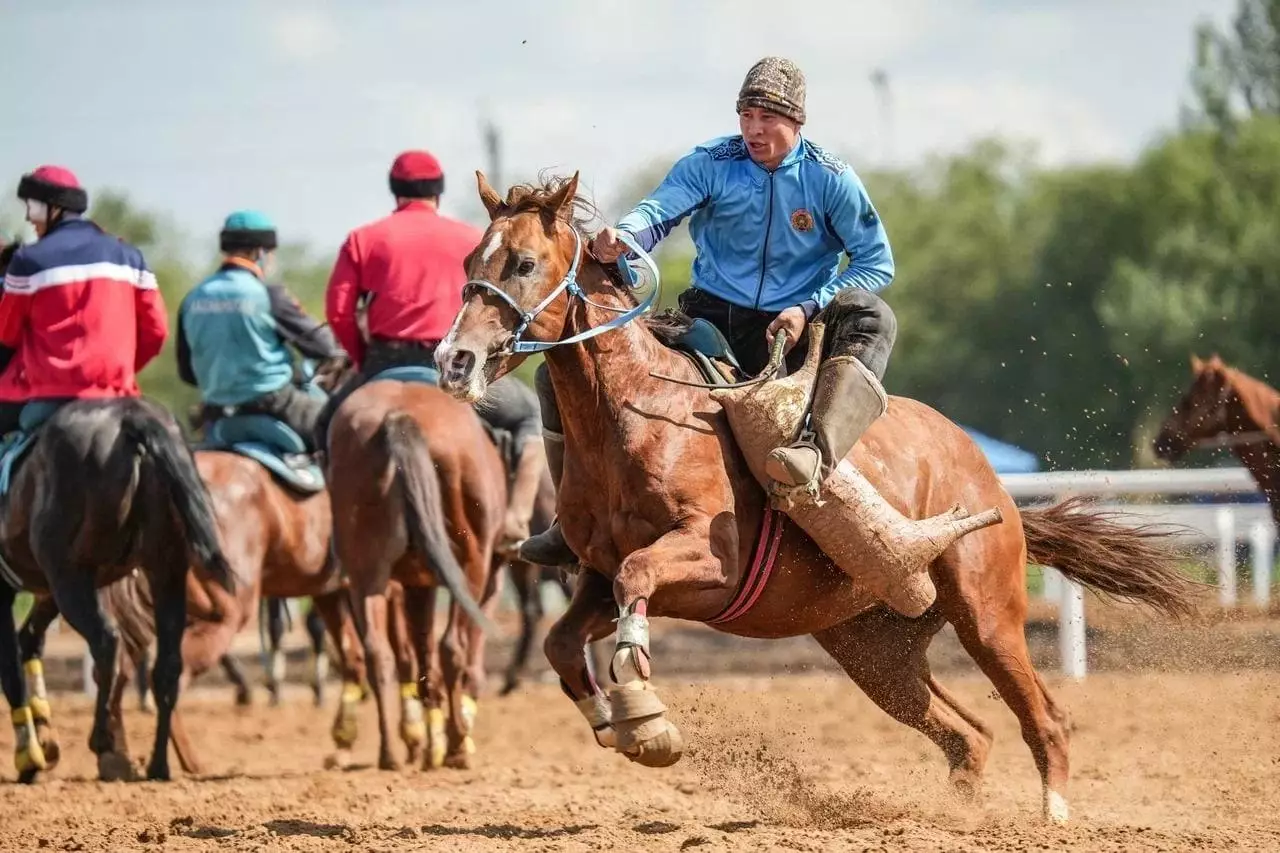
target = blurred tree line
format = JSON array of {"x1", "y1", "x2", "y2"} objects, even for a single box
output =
[{"x1": 6, "y1": 0, "x2": 1277, "y2": 470}]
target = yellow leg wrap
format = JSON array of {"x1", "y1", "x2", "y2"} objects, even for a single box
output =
[
  {"x1": 426, "y1": 707, "x2": 447, "y2": 769},
  {"x1": 399, "y1": 683, "x2": 426, "y2": 746},
  {"x1": 12, "y1": 707, "x2": 47, "y2": 774},
  {"x1": 330, "y1": 681, "x2": 363, "y2": 749},
  {"x1": 460, "y1": 696, "x2": 478, "y2": 755},
  {"x1": 24, "y1": 659, "x2": 51, "y2": 723}
]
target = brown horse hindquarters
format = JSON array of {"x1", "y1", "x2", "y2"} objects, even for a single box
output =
[{"x1": 327, "y1": 380, "x2": 505, "y2": 770}]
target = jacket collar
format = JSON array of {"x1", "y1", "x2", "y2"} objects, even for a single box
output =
[{"x1": 220, "y1": 256, "x2": 264, "y2": 279}]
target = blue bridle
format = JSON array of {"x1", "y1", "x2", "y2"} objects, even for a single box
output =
[{"x1": 463, "y1": 226, "x2": 661, "y2": 355}]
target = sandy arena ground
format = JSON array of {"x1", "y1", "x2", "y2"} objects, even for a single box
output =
[{"x1": 0, "y1": 665, "x2": 1277, "y2": 852}]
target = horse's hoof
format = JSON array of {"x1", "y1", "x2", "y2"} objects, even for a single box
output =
[
  {"x1": 234, "y1": 689, "x2": 253, "y2": 708},
  {"x1": 323, "y1": 749, "x2": 352, "y2": 770},
  {"x1": 443, "y1": 750, "x2": 473, "y2": 770},
  {"x1": 377, "y1": 754, "x2": 402, "y2": 772},
  {"x1": 98, "y1": 752, "x2": 139, "y2": 782},
  {"x1": 146, "y1": 763, "x2": 172, "y2": 782},
  {"x1": 424, "y1": 708, "x2": 447, "y2": 771},
  {"x1": 947, "y1": 769, "x2": 983, "y2": 802},
  {"x1": 405, "y1": 742, "x2": 424, "y2": 767},
  {"x1": 1043, "y1": 790, "x2": 1070, "y2": 825},
  {"x1": 620, "y1": 718, "x2": 684, "y2": 768},
  {"x1": 17, "y1": 767, "x2": 39, "y2": 784}
]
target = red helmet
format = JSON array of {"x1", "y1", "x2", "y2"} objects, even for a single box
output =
[
  {"x1": 389, "y1": 150, "x2": 444, "y2": 199},
  {"x1": 17, "y1": 165, "x2": 88, "y2": 213}
]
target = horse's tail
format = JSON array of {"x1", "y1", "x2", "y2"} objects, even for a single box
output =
[
  {"x1": 98, "y1": 570, "x2": 156, "y2": 666},
  {"x1": 379, "y1": 411, "x2": 494, "y2": 633},
  {"x1": 1021, "y1": 495, "x2": 1203, "y2": 619},
  {"x1": 119, "y1": 409, "x2": 235, "y2": 593}
]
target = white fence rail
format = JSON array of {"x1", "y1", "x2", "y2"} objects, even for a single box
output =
[{"x1": 1007, "y1": 466, "x2": 1273, "y2": 681}]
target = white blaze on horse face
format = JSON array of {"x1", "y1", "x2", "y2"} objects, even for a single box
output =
[{"x1": 480, "y1": 230, "x2": 504, "y2": 264}]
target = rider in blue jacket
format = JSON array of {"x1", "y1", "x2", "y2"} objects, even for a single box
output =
[
  {"x1": 178, "y1": 211, "x2": 345, "y2": 451},
  {"x1": 521, "y1": 56, "x2": 898, "y2": 567}
]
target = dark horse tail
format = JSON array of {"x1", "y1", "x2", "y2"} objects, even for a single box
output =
[
  {"x1": 119, "y1": 409, "x2": 235, "y2": 593},
  {"x1": 1021, "y1": 496, "x2": 1202, "y2": 619},
  {"x1": 380, "y1": 411, "x2": 494, "y2": 633}
]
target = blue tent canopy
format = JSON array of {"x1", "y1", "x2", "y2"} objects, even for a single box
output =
[{"x1": 960, "y1": 426, "x2": 1040, "y2": 474}]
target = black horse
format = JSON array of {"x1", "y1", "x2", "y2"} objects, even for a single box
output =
[{"x1": 0, "y1": 241, "x2": 233, "y2": 783}]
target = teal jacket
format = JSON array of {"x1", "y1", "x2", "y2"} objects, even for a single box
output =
[{"x1": 178, "y1": 263, "x2": 341, "y2": 406}]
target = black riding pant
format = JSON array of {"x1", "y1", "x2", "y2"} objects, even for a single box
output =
[
  {"x1": 206, "y1": 385, "x2": 325, "y2": 452},
  {"x1": 533, "y1": 286, "x2": 898, "y2": 432},
  {"x1": 677, "y1": 286, "x2": 897, "y2": 380}
]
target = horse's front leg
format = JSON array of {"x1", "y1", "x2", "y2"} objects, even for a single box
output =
[
  {"x1": 543, "y1": 568, "x2": 618, "y2": 751},
  {"x1": 609, "y1": 526, "x2": 728, "y2": 768}
]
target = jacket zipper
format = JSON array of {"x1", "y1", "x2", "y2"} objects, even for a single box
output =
[{"x1": 753, "y1": 170, "x2": 776, "y2": 310}]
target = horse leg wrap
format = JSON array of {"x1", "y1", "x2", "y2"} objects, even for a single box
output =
[
  {"x1": 12, "y1": 706, "x2": 47, "y2": 775},
  {"x1": 399, "y1": 683, "x2": 426, "y2": 747},
  {"x1": 575, "y1": 694, "x2": 616, "y2": 749},
  {"x1": 24, "y1": 659, "x2": 51, "y2": 724},
  {"x1": 269, "y1": 650, "x2": 287, "y2": 688},
  {"x1": 330, "y1": 681, "x2": 362, "y2": 749},
  {"x1": 460, "y1": 695, "x2": 478, "y2": 756},
  {"x1": 426, "y1": 707, "x2": 447, "y2": 769},
  {"x1": 313, "y1": 650, "x2": 330, "y2": 687},
  {"x1": 608, "y1": 682, "x2": 684, "y2": 768},
  {"x1": 611, "y1": 602, "x2": 652, "y2": 685}
]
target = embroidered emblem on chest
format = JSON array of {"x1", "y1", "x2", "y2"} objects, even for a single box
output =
[{"x1": 790, "y1": 208, "x2": 815, "y2": 233}]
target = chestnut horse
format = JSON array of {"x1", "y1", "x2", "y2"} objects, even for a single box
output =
[
  {"x1": 326, "y1": 377, "x2": 505, "y2": 770},
  {"x1": 1154, "y1": 354, "x2": 1280, "y2": 523},
  {"x1": 435, "y1": 173, "x2": 1198, "y2": 823}
]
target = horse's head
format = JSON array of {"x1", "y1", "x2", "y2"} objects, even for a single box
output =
[
  {"x1": 436, "y1": 171, "x2": 592, "y2": 401},
  {"x1": 1154, "y1": 354, "x2": 1234, "y2": 461}
]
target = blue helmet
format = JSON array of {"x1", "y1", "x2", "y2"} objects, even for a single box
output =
[{"x1": 220, "y1": 209, "x2": 278, "y2": 252}]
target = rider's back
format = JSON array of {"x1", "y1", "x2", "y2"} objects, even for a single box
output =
[
  {"x1": 0, "y1": 218, "x2": 167, "y2": 401},
  {"x1": 327, "y1": 202, "x2": 481, "y2": 355},
  {"x1": 180, "y1": 266, "x2": 295, "y2": 406}
]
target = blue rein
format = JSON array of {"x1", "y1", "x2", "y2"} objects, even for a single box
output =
[{"x1": 464, "y1": 227, "x2": 661, "y2": 355}]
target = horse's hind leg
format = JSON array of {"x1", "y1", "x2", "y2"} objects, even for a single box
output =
[
  {"x1": 310, "y1": 588, "x2": 367, "y2": 769},
  {"x1": 403, "y1": 584, "x2": 444, "y2": 769},
  {"x1": 502, "y1": 561, "x2": 543, "y2": 696},
  {"x1": 16, "y1": 595, "x2": 62, "y2": 771},
  {"x1": 220, "y1": 654, "x2": 253, "y2": 707},
  {"x1": 543, "y1": 568, "x2": 619, "y2": 751},
  {"x1": 144, "y1": 557, "x2": 190, "y2": 781},
  {"x1": 264, "y1": 598, "x2": 287, "y2": 706},
  {"x1": 812, "y1": 608, "x2": 993, "y2": 799},
  {"x1": 1, "y1": 585, "x2": 46, "y2": 782},
  {"x1": 305, "y1": 603, "x2": 329, "y2": 707},
  {"x1": 939, "y1": 553, "x2": 1071, "y2": 823},
  {"x1": 43, "y1": 568, "x2": 135, "y2": 781},
  {"x1": 350, "y1": 586, "x2": 401, "y2": 770},
  {"x1": 388, "y1": 583, "x2": 425, "y2": 765}
]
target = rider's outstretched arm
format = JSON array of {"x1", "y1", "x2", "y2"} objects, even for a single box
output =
[
  {"x1": 267, "y1": 283, "x2": 344, "y2": 362},
  {"x1": 616, "y1": 149, "x2": 712, "y2": 254}
]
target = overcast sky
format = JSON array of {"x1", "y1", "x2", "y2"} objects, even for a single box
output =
[{"x1": 2, "y1": 0, "x2": 1236, "y2": 254}]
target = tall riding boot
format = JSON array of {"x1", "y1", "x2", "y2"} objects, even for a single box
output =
[
  {"x1": 516, "y1": 433, "x2": 579, "y2": 566},
  {"x1": 764, "y1": 355, "x2": 888, "y2": 492},
  {"x1": 499, "y1": 439, "x2": 547, "y2": 555}
]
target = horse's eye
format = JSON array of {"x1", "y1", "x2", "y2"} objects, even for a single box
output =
[{"x1": 517, "y1": 259, "x2": 536, "y2": 276}]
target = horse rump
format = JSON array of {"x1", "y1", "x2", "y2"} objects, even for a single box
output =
[
  {"x1": 1021, "y1": 495, "x2": 1205, "y2": 619},
  {"x1": 378, "y1": 411, "x2": 495, "y2": 633}
]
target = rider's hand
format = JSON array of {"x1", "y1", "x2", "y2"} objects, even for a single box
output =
[
  {"x1": 590, "y1": 227, "x2": 627, "y2": 263},
  {"x1": 767, "y1": 306, "x2": 808, "y2": 354}
]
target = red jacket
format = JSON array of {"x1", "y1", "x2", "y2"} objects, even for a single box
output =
[
  {"x1": 0, "y1": 218, "x2": 168, "y2": 401},
  {"x1": 325, "y1": 201, "x2": 481, "y2": 367}
]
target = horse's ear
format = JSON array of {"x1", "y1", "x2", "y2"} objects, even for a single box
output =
[
  {"x1": 476, "y1": 170, "x2": 504, "y2": 220},
  {"x1": 1209, "y1": 353, "x2": 1224, "y2": 369},
  {"x1": 1191, "y1": 354, "x2": 1204, "y2": 373},
  {"x1": 547, "y1": 171, "x2": 580, "y2": 215}
]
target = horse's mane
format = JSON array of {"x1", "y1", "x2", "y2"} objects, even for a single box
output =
[
  {"x1": 1202, "y1": 356, "x2": 1280, "y2": 437},
  {"x1": 497, "y1": 174, "x2": 697, "y2": 349}
]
